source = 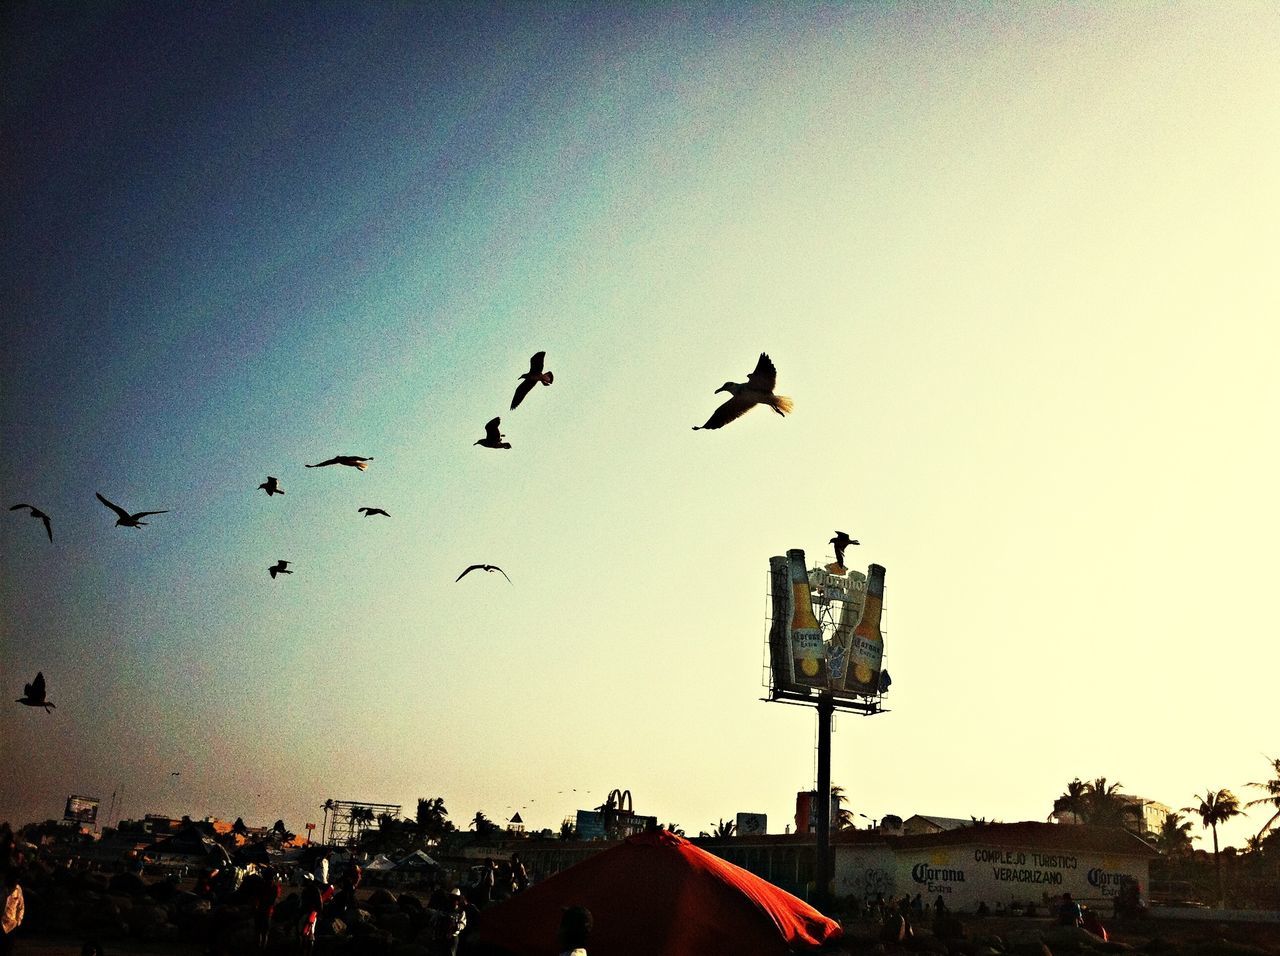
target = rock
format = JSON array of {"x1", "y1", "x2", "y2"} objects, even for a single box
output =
[
  {"x1": 323, "y1": 916, "x2": 349, "y2": 937},
  {"x1": 367, "y1": 888, "x2": 398, "y2": 907}
]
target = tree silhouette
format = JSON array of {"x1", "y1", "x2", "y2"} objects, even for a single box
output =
[
  {"x1": 1184, "y1": 788, "x2": 1242, "y2": 907},
  {"x1": 1051, "y1": 777, "x2": 1142, "y2": 830},
  {"x1": 558, "y1": 819, "x2": 577, "y2": 840},
  {"x1": 470, "y1": 811, "x2": 501, "y2": 840},
  {"x1": 1051, "y1": 779, "x2": 1089, "y2": 822},
  {"x1": 416, "y1": 796, "x2": 451, "y2": 844},
  {"x1": 1151, "y1": 811, "x2": 1194, "y2": 861},
  {"x1": 711, "y1": 818, "x2": 736, "y2": 838},
  {"x1": 1244, "y1": 755, "x2": 1280, "y2": 839}
]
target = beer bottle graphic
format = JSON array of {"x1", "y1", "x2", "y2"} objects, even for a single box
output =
[
  {"x1": 844, "y1": 563, "x2": 885, "y2": 695},
  {"x1": 787, "y1": 549, "x2": 827, "y2": 687}
]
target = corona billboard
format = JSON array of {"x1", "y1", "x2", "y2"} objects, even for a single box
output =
[
  {"x1": 767, "y1": 549, "x2": 887, "y2": 704},
  {"x1": 64, "y1": 794, "x2": 100, "y2": 824}
]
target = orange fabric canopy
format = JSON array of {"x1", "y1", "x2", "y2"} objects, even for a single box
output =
[{"x1": 472, "y1": 829, "x2": 843, "y2": 956}]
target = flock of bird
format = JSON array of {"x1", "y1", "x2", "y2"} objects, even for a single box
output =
[{"x1": 10, "y1": 349, "x2": 799, "y2": 712}]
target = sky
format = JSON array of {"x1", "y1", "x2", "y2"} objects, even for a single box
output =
[{"x1": 2, "y1": 2, "x2": 1278, "y2": 852}]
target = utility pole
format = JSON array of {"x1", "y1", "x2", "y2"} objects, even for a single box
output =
[{"x1": 815, "y1": 693, "x2": 834, "y2": 909}]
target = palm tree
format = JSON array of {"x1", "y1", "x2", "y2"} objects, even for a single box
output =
[
  {"x1": 1184, "y1": 788, "x2": 1242, "y2": 908},
  {"x1": 710, "y1": 818, "x2": 736, "y2": 838},
  {"x1": 1244, "y1": 755, "x2": 1280, "y2": 839},
  {"x1": 321, "y1": 799, "x2": 335, "y2": 844},
  {"x1": 1051, "y1": 779, "x2": 1089, "y2": 823},
  {"x1": 1151, "y1": 812, "x2": 1194, "y2": 861},
  {"x1": 415, "y1": 796, "x2": 450, "y2": 844},
  {"x1": 470, "y1": 811, "x2": 501, "y2": 840},
  {"x1": 828, "y1": 786, "x2": 856, "y2": 830},
  {"x1": 1082, "y1": 778, "x2": 1143, "y2": 830}
]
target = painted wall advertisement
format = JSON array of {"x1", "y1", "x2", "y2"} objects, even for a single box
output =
[{"x1": 900, "y1": 847, "x2": 1145, "y2": 906}]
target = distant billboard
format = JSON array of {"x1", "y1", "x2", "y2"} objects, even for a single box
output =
[
  {"x1": 64, "y1": 795, "x2": 99, "y2": 824},
  {"x1": 767, "y1": 549, "x2": 886, "y2": 703},
  {"x1": 736, "y1": 812, "x2": 767, "y2": 836}
]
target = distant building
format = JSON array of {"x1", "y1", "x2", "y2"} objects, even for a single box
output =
[{"x1": 902, "y1": 815, "x2": 977, "y2": 835}]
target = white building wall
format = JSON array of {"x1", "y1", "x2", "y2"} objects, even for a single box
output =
[
  {"x1": 835, "y1": 839, "x2": 1149, "y2": 911},
  {"x1": 889, "y1": 842, "x2": 1148, "y2": 910}
]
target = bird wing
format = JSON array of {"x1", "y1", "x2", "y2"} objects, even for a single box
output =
[
  {"x1": 528, "y1": 351, "x2": 545, "y2": 375},
  {"x1": 495, "y1": 566, "x2": 512, "y2": 583},
  {"x1": 456, "y1": 565, "x2": 482, "y2": 582},
  {"x1": 696, "y1": 392, "x2": 756, "y2": 430},
  {"x1": 745, "y1": 352, "x2": 778, "y2": 392},
  {"x1": 358, "y1": 507, "x2": 369, "y2": 514},
  {"x1": 307, "y1": 458, "x2": 339, "y2": 468},
  {"x1": 511, "y1": 377, "x2": 536, "y2": 409},
  {"x1": 41, "y1": 513, "x2": 52, "y2": 541},
  {"x1": 278, "y1": 560, "x2": 290, "y2": 569},
  {"x1": 96, "y1": 493, "x2": 130, "y2": 519},
  {"x1": 131, "y1": 510, "x2": 169, "y2": 519},
  {"x1": 33, "y1": 672, "x2": 46, "y2": 699},
  {"x1": 10, "y1": 503, "x2": 34, "y2": 512},
  {"x1": 485, "y1": 417, "x2": 503, "y2": 441}
]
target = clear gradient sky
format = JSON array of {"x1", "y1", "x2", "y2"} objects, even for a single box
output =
[{"x1": 2, "y1": 3, "x2": 1277, "y2": 851}]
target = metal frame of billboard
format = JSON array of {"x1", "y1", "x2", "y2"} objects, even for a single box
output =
[{"x1": 763, "y1": 550, "x2": 888, "y2": 717}]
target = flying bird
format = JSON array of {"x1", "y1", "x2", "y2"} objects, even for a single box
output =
[
  {"x1": 474, "y1": 417, "x2": 511, "y2": 450},
  {"x1": 268, "y1": 560, "x2": 293, "y2": 579},
  {"x1": 357, "y1": 507, "x2": 390, "y2": 518},
  {"x1": 305, "y1": 456, "x2": 373, "y2": 470},
  {"x1": 829, "y1": 531, "x2": 860, "y2": 569},
  {"x1": 16, "y1": 672, "x2": 55, "y2": 713},
  {"x1": 96, "y1": 493, "x2": 169, "y2": 528},
  {"x1": 9, "y1": 503, "x2": 52, "y2": 542},
  {"x1": 510, "y1": 351, "x2": 553, "y2": 409},
  {"x1": 170, "y1": 772, "x2": 181, "y2": 777},
  {"x1": 692, "y1": 352, "x2": 793, "y2": 430},
  {"x1": 258, "y1": 476, "x2": 284, "y2": 496},
  {"x1": 456, "y1": 564, "x2": 512, "y2": 584}
]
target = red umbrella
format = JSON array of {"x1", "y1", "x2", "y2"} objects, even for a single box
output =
[{"x1": 472, "y1": 829, "x2": 842, "y2": 956}]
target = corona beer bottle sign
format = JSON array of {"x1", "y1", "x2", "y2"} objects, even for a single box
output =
[{"x1": 786, "y1": 549, "x2": 827, "y2": 688}]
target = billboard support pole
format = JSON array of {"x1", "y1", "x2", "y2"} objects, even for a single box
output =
[{"x1": 815, "y1": 692, "x2": 834, "y2": 909}]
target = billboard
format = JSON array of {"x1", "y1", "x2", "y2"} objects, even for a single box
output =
[
  {"x1": 767, "y1": 549, "x2": 886, "y2": 703},
  {"x1": 736, "y1": 812, "x2": 768, "y2": 836},
  {"x1": 64, "y1": 794, "x2": 100, "y2": 824}
]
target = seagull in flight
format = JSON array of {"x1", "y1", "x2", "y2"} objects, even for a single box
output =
[
  {"x1": 511, "y1": 351, "x2": 554, "y2": 410},
  {"x1": 456, "y1": 564, "x2": 512, "y2": 584},
  {"x1": 9, "y1": 504, "x2": 52, "y2": 542},
  {"x1": 258, "y1": 476, "x2": 284, "y2": 496},
  {"x1": 305, "y1": 456, "x2": 373, "y2": 470},
  {"x1": 692, "y1": 352, "x2": 792, "y2": 430},
  {"x1": 96, "y1": 493, "x2": 169, "y2": 528},
  {"x1": 829, "y1": 531, "x2": 860, "y2": 570},
  {"x1": 16, "y1": 672, "x2": 55, "y2": 713},
  {"x1": 474, "y1": 417, "x2": 511, "y2": 450},
  {"x1": 268, "y1": 559, "x2": 293, "y2": 579},
  {"x1": 357, "y1": 507, "x2": 390, "y2": 518}
]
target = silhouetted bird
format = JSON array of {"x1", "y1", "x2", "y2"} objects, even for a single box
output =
[
  {"x1": 16, "y1": 671, "x2": 54, "y2": 712},
  {"x1": 358, "y1": 507, "x2": 390, "y2": 517},
  {"x1": 305, "y1": 456, "x2": 373, "y2": 470},
  {"x1": 829, "y1": 531, "x2": 859, "y2": 568},
  {"x1": 258, "y1": 476, "x2": 284, "y2": 496},
  {"x1": 511, "y1": 351, "x2": 554, "y2": 409},
  {"x1": 268, "y1": 560, "x2": 293, "y2": 579},
  {"x1": 475, "y1": 417, "x2": 511, "y2": 450},
  {"x1": 456, "y1": 564, "x2": 512, "y2": 584},
  {"x1": 693, "y1": 352, "x2": 792, "y2": 430},
  {"x1": 9, "y1": 503, "x2": 52, "y2": 542},
  {"x1": 170, "y1": 772, "x2": 181, "y2": 777},
  {"x1": 95, "y1": 493, "x2": 169, "y2": 528}
]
